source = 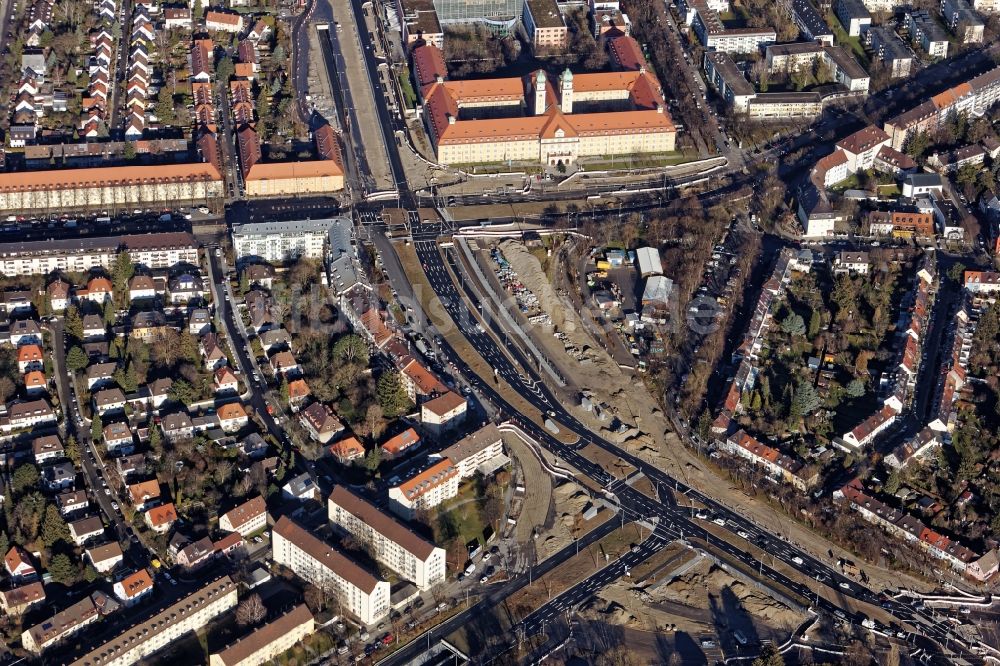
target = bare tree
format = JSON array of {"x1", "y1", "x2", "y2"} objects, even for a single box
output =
[{"x1": 235, "y1": 593, "x2": 267, "y2": 627}]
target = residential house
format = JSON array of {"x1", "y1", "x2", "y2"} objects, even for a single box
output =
[
  {"x1": 127, "y1": 479, "x2": 161, "y2": 511},
  {"x1": 0, "y1": 581, "x2": 45, "y2": 616},
  {"x1": 128, "y1": 275, "x2": 157, "y2": 301},
  {"x1": 162, "y1": 411, "x2": 194, "y2": 441},
  {"x1": 329, "y1": 436, "x2": 365, "y2": 464},
  {"x1": 217, "y1": 402, "x2": 249, "y2": 431},
  {"x1": 5, "y1": 398, "x2": 56, "y2": 431},
  {"x1": 381, "y1": 428, "x2": 421, "y2": 460},
  {"x1": 269, "y1": 350, "x2": 300, "y2": 377},
  {"x1": 5, "y1": 546, "x2": 37, "y2": 581},
  {"x1": 174, "y1": 535, "x2": 216, "y2": 570},
  {"x1": 218, "y1": 496, "x2": 267, "y2": 536},
  {"x1": 130, "y1": 311, "x2": 169, "y2": 342},
  {"x1": 201, "y1": 333, "x2": 228, "y2": 370},
  {"x1": 258, "y1": 327, "x2": 290, "y2": 354},
  {"x1": 78, "y1": 276, "x2": 113, "y2": 304},
  {"x1": 93, "y1": 387, "x2": 126, "y2": 415},
  {"x1": 42, "y1": 461, "x2": 75, "y2": 490},
  {"x1": 833, "y1": 251, "x2": 870, "y2": 275},
  {"x1": 189, "y1": 308, "x2": 212, "y2": 335},
  {"x1": 205, "y1": 9, "x2": 243, "y2": 31},
  {"x1": 16, "y1": 344, "x2": 43, "y2": 373},
  {"x1": 116, "y1": 453, "x2": 147, "y2": 479},
  {"x1": 46, "y1": 279, "x2": 71, "y2": 311},
  {"x1": 57, "y1": 489, "x2": 89, "y2": 516},
  {"x1": 104, "y1": 421, "x2": 135, "y2": 454},
  {"x1": 287, "y1": 378, "x2": 310, "y2": 409},
  {"x1": 169, "y1": 273, "x2": 204, "y2": 304},
  {"x1": 32, "y1": 434, "x2": 63, "y2": 463},
  {"x1": 86, "y1": 362, "x2": 117, "y2": 390},
  {"x1": 282, "y1": 473, "x2": 320, "y2": 502},
  {"x1": 299, "y1": 402, "x2": 344, "y2": 443},
  {"x1": 82, "y1": 313, "x2": 106, "y2": 340},
  {"x1": 23, "y1": 370, "x2": 46, "y2": 395},
  {"x1": 68, "y1": 515, "x2": 105, "y2": 546},
  {"x1": 243, "y1": 263, "x2": 274, "y2": 288},
  {"x1": 145, "y1": 502, "x2": 177, "y2": 533},
  {"x1": 214, "y1": 366, "x2": 239, "y2": 394},
  {"x1": 9, "y1": 319, "x2": 41, "y2": 346},
  {"x1": 113, "y1": 569, "x2": 154, "y2": 605},
  {"x1": 86, "y1": 541, "x2": 124, "y2": 573}
]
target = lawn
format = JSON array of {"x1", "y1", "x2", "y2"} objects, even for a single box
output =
[
  {"x1": 825, "y1": 12, "x2": 870, "y2": 67},
  {"x1": 398, "y1": 70, "x2": 417, "y2": 109},
  {"x1": 439, "y1": 481, "x2": 488, "y2": 549}
]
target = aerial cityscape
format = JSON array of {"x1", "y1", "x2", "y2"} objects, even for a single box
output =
[{"x1": 0, "y1": 0, "x2": 998, "y2": 662}]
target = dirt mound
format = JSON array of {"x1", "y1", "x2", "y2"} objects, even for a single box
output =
[
  {"x1": 652, "y1": 562, "x2": 803, "y2": 629},
  {"x1": 538, "y1": 481, "x2": 592, "y2": 558},
  {"x1": 601, "y1": 601, "x2": 640, "y2": 627}
]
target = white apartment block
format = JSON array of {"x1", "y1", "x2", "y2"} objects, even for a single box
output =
[
  {"x1": 232, "y1": 218, "x2": 348, "y2": 262},
  {"x1": 210, "y1": 604, "x2": 315, "y2": 666},
  {"x1": 68, "y1": 577, "x2": 238, "y2": 666},
  {"x1": 388, "y1": 458, "x2": 460, "y2": 519},
  {"x1": 0, "y1": 233, "x2": 199, "y2": 276},
  {"x1": 0, "y1": 164, "x2": 223, "y2": 216},
  {"x1": 436, "y1": 423, "x2": 506, "y2": 479},
  {"x1": 327, "y1": 486, "x2": 447, "y2": 590},
  {"x1": 272, "y1": 516, "x2": 390, "y2": 625}
]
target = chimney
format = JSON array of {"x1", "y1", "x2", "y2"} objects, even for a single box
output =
[
  {"x1": 447, "y1": 114, "x2": 455, "y2": 125},
  {"x1": 436, "y1": 75, "x2": 444, "y2": 83},
  {"x1": 656, "y1": 103, "x2": 663, "y2": 113}
]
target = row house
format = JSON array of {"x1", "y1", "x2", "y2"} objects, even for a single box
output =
[
  {"x1": 723, "y1": 430, "x2": 817, "y2": 491},
  {"x1": 840, "y1": 480, "x2": 999, "y2": 581},
  {"x1": 69, "y1": 577, "x2": 237, "y2": 665}
]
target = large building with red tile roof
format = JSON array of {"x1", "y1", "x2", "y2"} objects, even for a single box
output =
[
  {"x1": 0, "y1": 163, "x2": 224, "y2": 215},
  {"x1": 420, "y1": 66, "x2": 676, "y2": 165}
]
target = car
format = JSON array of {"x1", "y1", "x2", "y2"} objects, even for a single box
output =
[
  {"x1": 695, "y1": 511, "x2": 709, "y2": 520},
  {"x1": 360, "y1": 631, "x2": 370, "y2": 641},
  {"x1": 712, "y1": 518, "x2": 726, "y2": 527},
  {"x1": 104, "y1": 488, "x2": 111, "y2": 495},
  {"x1": 483, "y1": 552, "x2": 491, "y2": 562},
  {"x1": 437, "y1": 601, "x2": 449, "y2": 611},
  {"x1": 839, "y1": 582, "x2": 851, "y2": 591},
  {"x1": 480, "y1": 574, "x2": 489, "y2": 584},
  {"x1": 737, "y1": 530, "x2": 749, "y2": 539},
  {"x1": 382, "y1": 634, "x2": 394, "y2": 645},
  {"x1": 960, "y1": 607, "x2": 972, "y2": 614},
  {"x1": 337, "y1": 645, "x2": 349, "y2": 655},
  {"x1": 111, "y1": 502, "x2": 119, "y2": 511},
  {"x1": 792, "y1": 556, "x2": 804, "y2": 565},
  {"x1": 834, "y1": 610, "x2": 846, "y2": 619}
]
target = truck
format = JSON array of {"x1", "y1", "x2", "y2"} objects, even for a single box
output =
[{"x1": 415, "y1": 339, "x2": 435, "y2": 359}]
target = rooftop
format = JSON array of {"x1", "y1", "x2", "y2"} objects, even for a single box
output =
[{"x1": 328, "y1": 485, "x2": 438, "y2": 559}]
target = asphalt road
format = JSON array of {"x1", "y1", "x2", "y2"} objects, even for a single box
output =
[{"x1": 48, "y1": 317, "x2": 148, "y2": 566}]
